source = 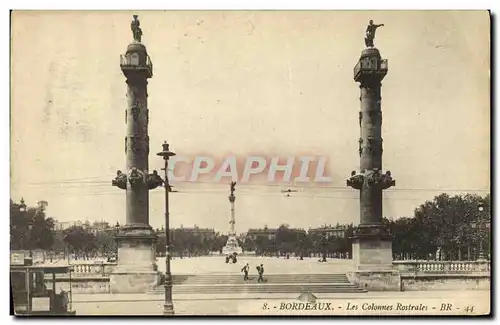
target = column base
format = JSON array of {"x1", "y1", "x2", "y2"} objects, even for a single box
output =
[
  {"x1": 352, "y1": 224, "x2": 393, "y2": 268},
  {"x1": 347, "y1": 270, "x2": 401, "y2": 291},
  {"x1": 349, "y1": 224, "x2": 400, "y2": 291},
  {"x1": 222, "y1": 235, "x2": 243, "y2": 255},
  {"x1": 163, "y1": 302, "x2": 175, "y2": 316},
  {"x1": 110, "y1": 225, "x2": 160, "y2": 293},
  {"x1": 110, "y1": 271, "x2": 161, "y2": 293}
]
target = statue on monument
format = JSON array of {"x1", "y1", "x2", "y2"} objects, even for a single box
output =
[
  {"x1": 365, "y1": 20, "x2": 384, "y2": 48},
  {"x1": 128, "y1": 167, "x2": 145, "y2": 188},
  {"x1": 347, "y1": 170, "x2": 364, "y2": 190},
  {"x1": 230, "y1": 181, "x2": 236, "y2": 196},
  {"x1": 360, "y1": 169, "x2": 395, "y2": 190},
  {"x1": 131, "y1": 15, "x2": 143, "y2": 42},
  {"x1": 146, "y1": 170, "x2": 164, "y2": 190},
  {"x1": 112, "y1": 170, "x2": 128, "y2": 189}
]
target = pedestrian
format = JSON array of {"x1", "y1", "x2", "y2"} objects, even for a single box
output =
[
  {"x1": 257, "y1": 264, "x2": 265, "y2": 283},
  {"x1": 59, "y1": 287, "x2": 68, "y2": 312},
  {"x1": 241, "y1": 263, "x2": 250, "y2": 281}
]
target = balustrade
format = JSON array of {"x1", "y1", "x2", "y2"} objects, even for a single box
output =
[
  {"x1": 66, "y1": 260, "x2": 491, "y2": 277},
  {"x1": 393, "y1": 260, "x2": 490, "y2": 274},
  {"x1": 120, "y1": 54, "x2": 153, "y2": 74},
  {"x1": 70, "y1": 262, "x2": 117, "y2": 277}
]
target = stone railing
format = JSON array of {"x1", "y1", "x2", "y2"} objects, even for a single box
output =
[
  {"x1": 65, "y1": 260, "x2": 491, "y2": 278},
  {"x1": 70, "y1": 262, "x2": 117, "y2": 277},
  {"x1": 393, "y1": 260, "x2": 490, "y2": 274}
]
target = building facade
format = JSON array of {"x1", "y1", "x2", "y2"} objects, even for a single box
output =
[{"x1": 308, "y1": 225, "x2": 348, "y2": 239}]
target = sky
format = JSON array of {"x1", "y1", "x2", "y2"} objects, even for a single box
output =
[{"x1": 10, "y1": 10, "x2": 490, "y2": 233}]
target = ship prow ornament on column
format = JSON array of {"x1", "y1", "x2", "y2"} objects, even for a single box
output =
[
  {"x1": 109, "y1": 15, "x2": 163, "y2": 293},
  {"x1": 222, "y1": 182, "x2": 243, "y2": 255},
  {"x1": 346, "y1": 21, "x2": 401, "y2": 291}
]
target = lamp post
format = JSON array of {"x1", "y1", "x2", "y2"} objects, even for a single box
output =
[
  {"x1": 114, "y1": 222, "x2": 120, "y2": 259},
  {"x1": 19, "y1": 198, "x2": 27, "y2": 252},
  {"x1": 477, "y1": 205, "x2": 485, "y2": 261},
  {"x1": 157, "y1": 141, "x2": 176, "y2": 315},
  {"x1": 19, "y1": 198, "x2": 27, "y2": 212},
  {"x1": 320, "y1": 235, "x2": 327, "y2": 262},
  {"x1": 28, "y1": 224, "x2": 33, "y2": 258},
  {"x1": 472, "y1": 204, "x2": 490, "y2": 261}
]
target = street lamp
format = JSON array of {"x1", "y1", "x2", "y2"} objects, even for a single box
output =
[
  {"x1": 18, "y1": 198, "x2": 27, "y2": 252},
  {"x1": 114, "y1": 222, "x2": 120, "y2": 259},
  {"x1": 320, "y1": 235, "x2": 327, "y2": 262},
  {"x1": 472, "y1": 204, "x2": 490, "y2": 261},
  {"x1": 28, "y1": 224, "x2": 33, "y2": 258},
  {"x1": 477, "y1": 205, "x2": 491, "y2": 261},
  {"x1": 19, "y1": 197, "x2": 27, "y2": 212},
  {"x1": 477, "y1": 205, "x2": 485, "y2": 261},
  {"x1": 157, "y1": 141, "x2": 176, "y2": 316}
]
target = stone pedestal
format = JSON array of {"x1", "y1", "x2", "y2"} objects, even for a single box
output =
[
  {"x1": 352, "y1": 237, "x2": 393, "y2": 270},
  {"x1": 222, "y1": 236, "x2": 243, "y2": 255},
  {"x1": 347, "y1": 269, "x2": 401, "y2": 291},
  {"x1": 348, "y1": 226, "x2": 400, "y2": 291},
  {"x1": 110, "y1": 228, "x2": 160, "y2": 293}
]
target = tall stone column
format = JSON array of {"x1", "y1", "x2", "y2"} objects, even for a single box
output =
[
  {"x1": 229, "y1": 189, "x2": 236, "y2": 236},
  {"x1": 346, "y1": 22, "x2": 400, "y2": 291},
  {"x1": 110, "y1": 15, "x2": 164, "y2": 293},
  {"x1": 222, "y1": 182, "x2": 243, "y2": 255}
]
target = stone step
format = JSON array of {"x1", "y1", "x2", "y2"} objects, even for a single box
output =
[
  {"x1": 172, "y1": 274, "x2": 349, "y2": 285},
  {"x1": 150, "y1": 283, "x2": 366, "y2": 294},
  {"x1": 172, "y1": 274, "x2": 348, "y2": 278}
]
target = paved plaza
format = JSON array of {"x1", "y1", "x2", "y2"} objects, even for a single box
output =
[
  {"x1": 57, "y1": 256, "x2": 357, "y2": 274},
  {"x1": 51, "y1": 256, "x2": 491, "y2": 315},
  {"x1": 157, "y1": 256, "x2": 357, "y2": 274}
]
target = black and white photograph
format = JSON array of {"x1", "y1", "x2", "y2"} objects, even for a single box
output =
[{"x1": 8, "y1": 10, "x2": 491, "y2": 316}]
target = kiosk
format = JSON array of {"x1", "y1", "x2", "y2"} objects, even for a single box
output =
[{"x1": 10, "y1": 252, "x2": 76, "y2": 316}]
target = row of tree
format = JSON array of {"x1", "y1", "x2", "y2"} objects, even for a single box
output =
[
  {"x1": 10, "y1": 199, "x2": 116, "y2": 259},
  {"x1": 10, "y1": 199, "x2": 54, "y2": 252},
  {"x1": 10, "y1": 193, "x2": 491, "y2": 261},
  {"x1": 239, "y1": 224, "x2": 353, "y2": 259},
  {"x1": 155, "y1": 229, "x2": 229, "y2": 257},
  {"x1": 386, "y1": 193, "x2": 491, "y2": 260}
]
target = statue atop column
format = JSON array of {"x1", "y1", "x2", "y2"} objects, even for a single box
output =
[
  {"x1": 131, "y1": 15, "x2": 143, "y2": 42},
  {"x1": 365, "y1": 20, "x2": 384, "y2": 48},
  {"x1": 230, "y1": 181, "x2": 236, "y2": 197},
  {"x1": 223, "y1": 180, "x2": 242, "y2": 255}
]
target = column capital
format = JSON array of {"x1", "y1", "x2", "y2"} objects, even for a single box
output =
[{"x1": 347, "y1": 170, "x2": 395, "y2": 190}]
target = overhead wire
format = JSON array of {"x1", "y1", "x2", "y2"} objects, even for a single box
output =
[{"x1": 18, "y1": 177, "x2": 490, "y2": 193}]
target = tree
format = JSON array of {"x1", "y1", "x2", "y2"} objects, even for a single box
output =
[
  {"x1": 255, "y1": 235, "x2": 273, "y2": 255},
  {"x1": 10, "y1": 199, "x2": 31, "y2": 250},
  {"x1": 10, "y1": 199, "x2": 54, "y2": 252},
  {"x1": 63, "y1": 226, "x2": 96, "y2": 258},
  {"x1": 386, "y1": 193, "x2": 491, "y2": 261},
  {"x1": 212, "y1": 234, "x2": 229, "y2": 254},
  {"x1": 94, "y1": 231, "x2": 116, "y2": 255},
  {"x1": 275, "y1": 225, "x2": 295, "y2": 255},
  {"x1": 30, "y1": 203, "x2": 55, "y2": 250}
]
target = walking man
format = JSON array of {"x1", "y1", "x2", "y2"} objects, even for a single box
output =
[
  {"x1": 241, "y1": 263, "x2": 250, "y2": 281},
  {"x1": 257, "y1": 264, "x2": 265, "y2": 283}
]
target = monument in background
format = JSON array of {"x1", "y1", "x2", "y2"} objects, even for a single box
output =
[
  {"x1": 346, "y1": 21, "x2": 400, "y2": 290},
  {"x1": 222, "y1": 182, "x2": 243, "y2": 255},
  {"x1": 110, "y1": 15, "x2": 164, "y2": 293}
]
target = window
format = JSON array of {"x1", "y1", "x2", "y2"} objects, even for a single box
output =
[{"x1": 130, "y1": 53, "x2": 139, "y2": 66}]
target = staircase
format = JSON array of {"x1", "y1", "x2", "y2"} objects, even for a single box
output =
[{"x1": 149, "y1": 273, "x2": 366, "y2": 294}]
